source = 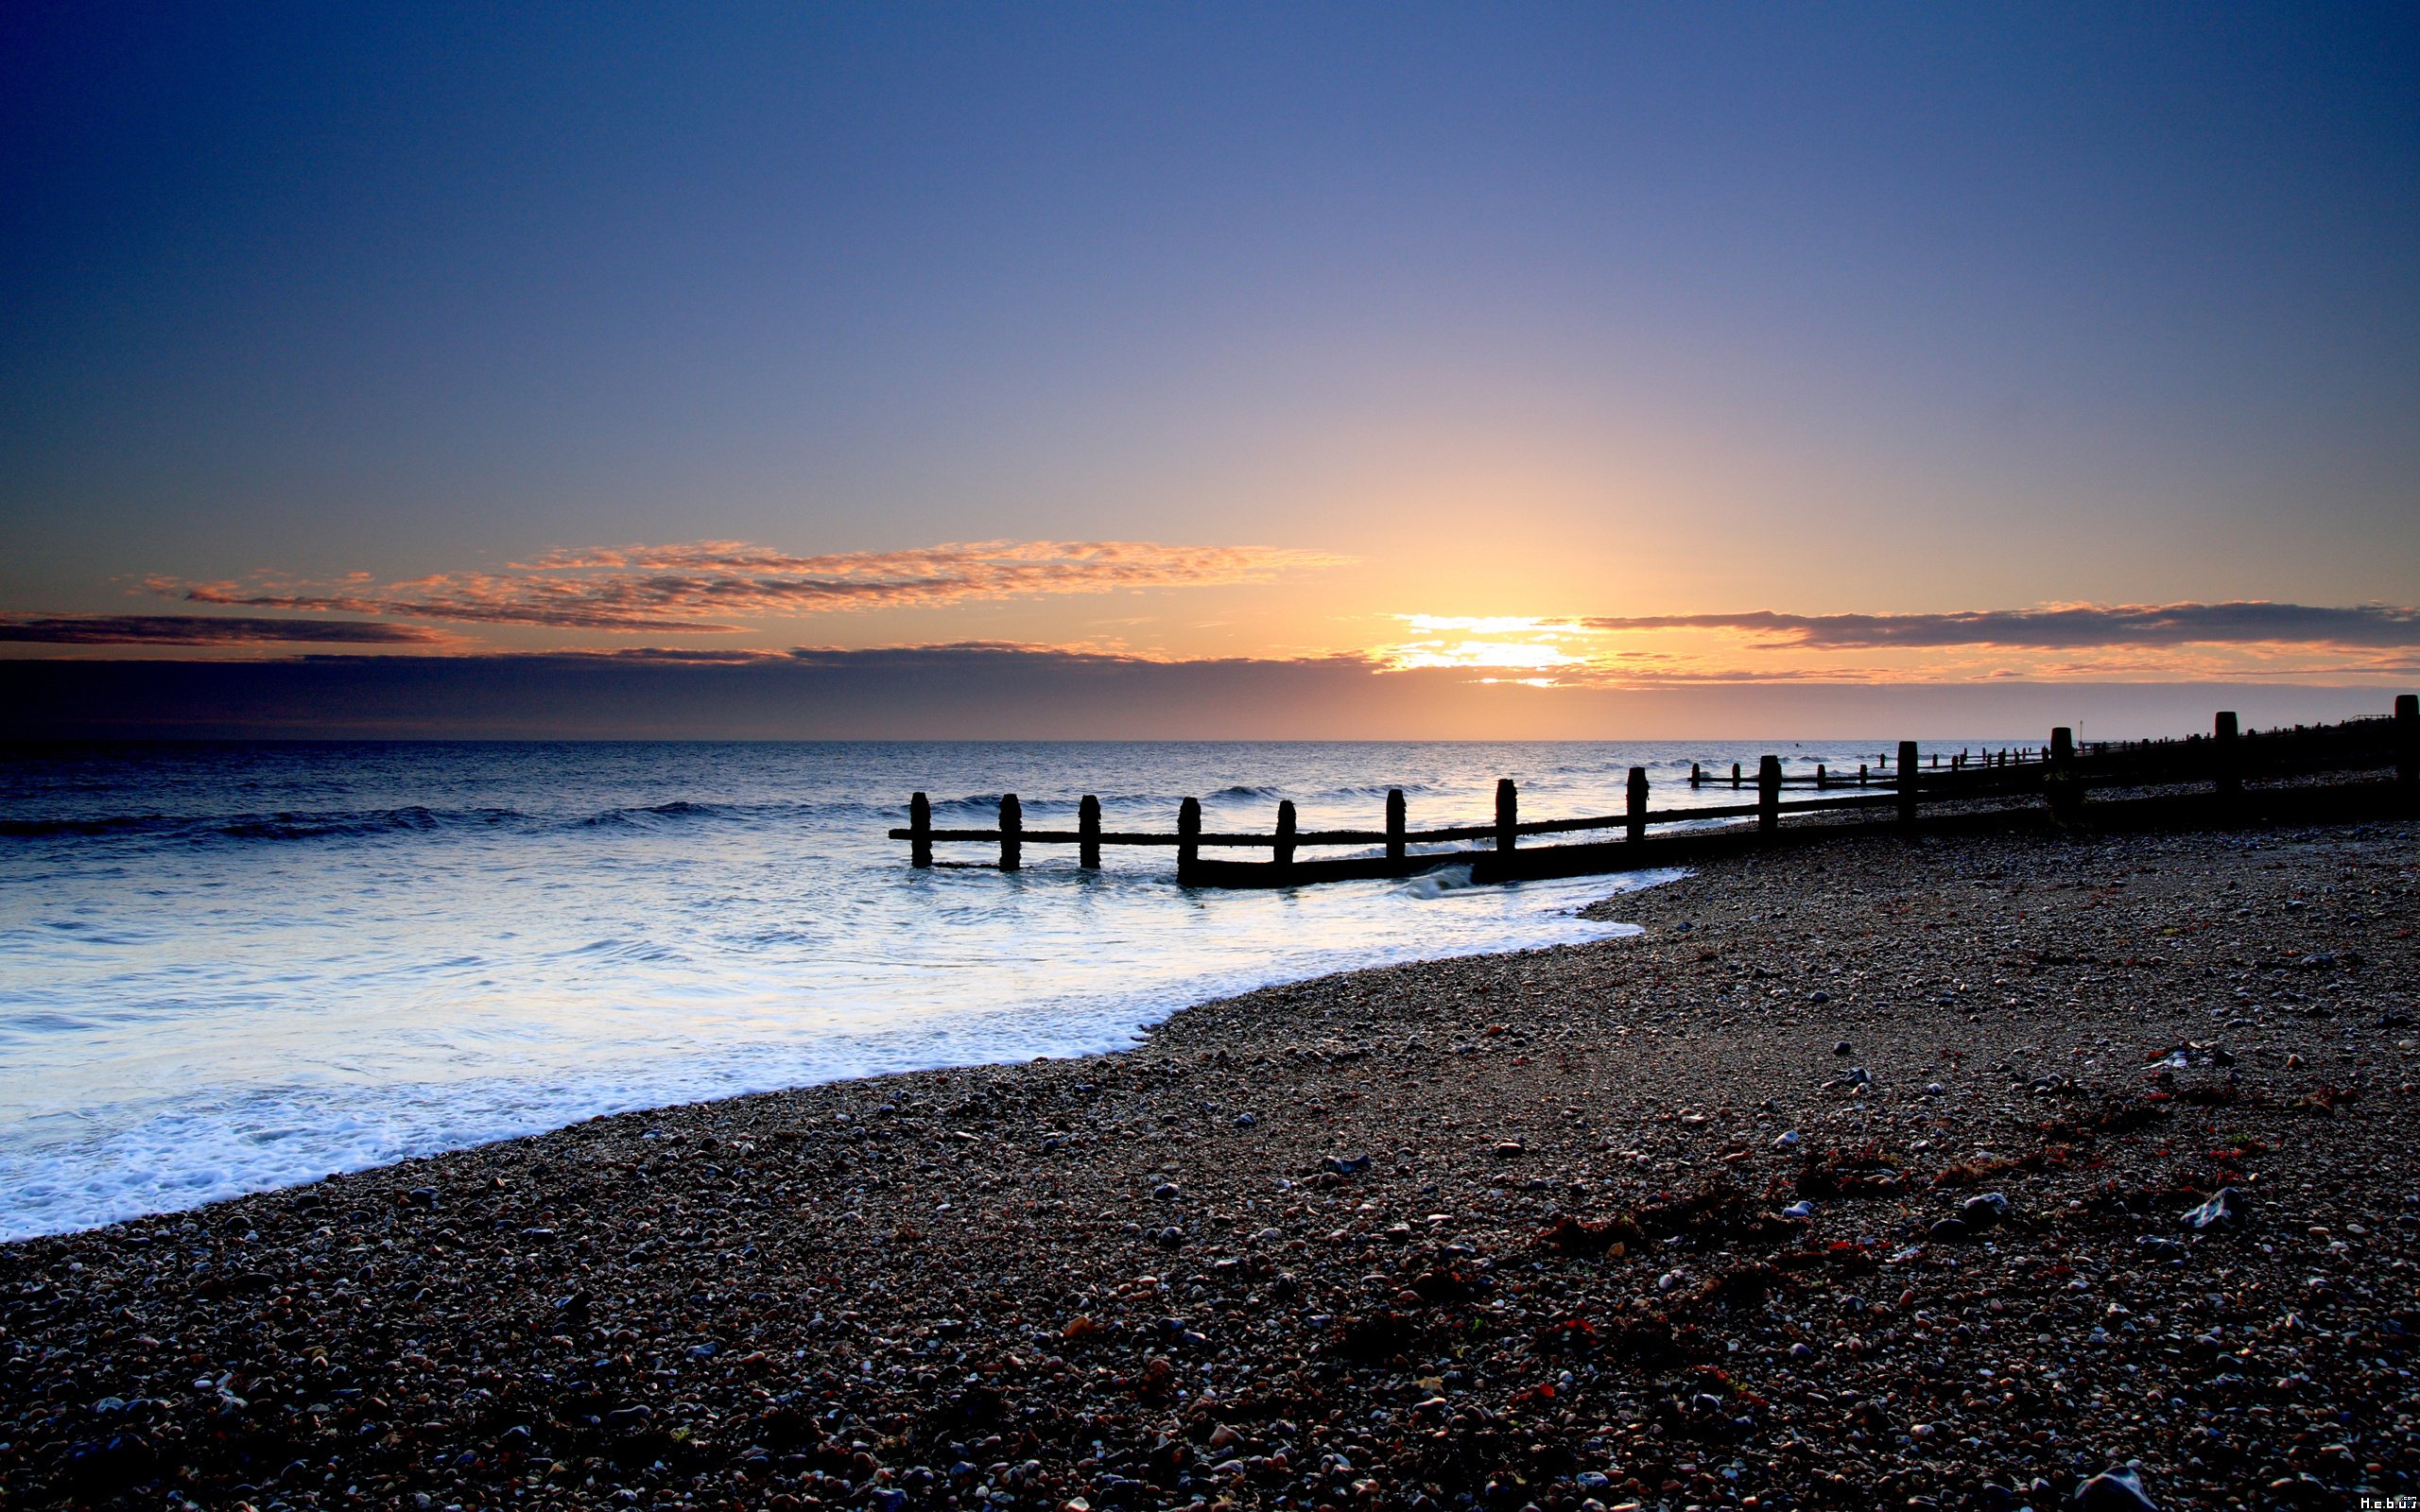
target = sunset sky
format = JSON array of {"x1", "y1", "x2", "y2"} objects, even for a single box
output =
[{"x1": 4, "y1": 4, "x2": 2415, "y2": 737}]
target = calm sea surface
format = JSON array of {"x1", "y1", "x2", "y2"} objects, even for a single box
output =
[{"x1": 0, "y1": 739, "x2": 1908, "y2": 1240}]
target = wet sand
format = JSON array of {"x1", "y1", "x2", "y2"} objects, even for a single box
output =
[{"x1": 5, "y1": 817, "x2": 2416, "y2": 1510}]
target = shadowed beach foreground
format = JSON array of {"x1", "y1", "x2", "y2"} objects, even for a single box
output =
[{"x1": 5, "y1": 821, "x2": 2416, "y2": 1511}]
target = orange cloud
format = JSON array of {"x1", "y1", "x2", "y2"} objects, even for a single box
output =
[{"x1": 159, "y1": 540, "x2": 1350, "y2": 633}]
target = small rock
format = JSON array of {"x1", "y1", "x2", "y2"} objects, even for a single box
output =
[
  {"x1": 2075, "y1": 1463, "x2": 2157, "y2": 1510},
  {"x1": 1961, "y1": 1192, "x2": 2010, "y2": 1228},
  {"x1": 1833, "y1": 1040, "x2": 1853, "y2": 1056},
  {"x1": 2183, "y1": 1187, "x2": 2243, "y2": 1231}
]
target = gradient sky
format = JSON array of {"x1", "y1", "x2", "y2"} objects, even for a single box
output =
[{"x1": 4, "y1": 3, "x2": 2416, "y2": 735}]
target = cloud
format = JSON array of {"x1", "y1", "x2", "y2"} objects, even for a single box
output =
[
  {"x1": 162, "y1": 539, "x2": 1350, "y2": 633},
  {"x1": 1575, "y1": 602, "x2": 2420, "y2": 650},
  {"x1": 0, "y1": 614, "x2": 451, "y2": 646}
]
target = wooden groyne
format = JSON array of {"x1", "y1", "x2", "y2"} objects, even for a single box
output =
[{"x1": 889, "y1": 696, "x2": 2419, "y2": 888}]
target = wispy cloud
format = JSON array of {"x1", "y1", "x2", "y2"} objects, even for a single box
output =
[
  {"x1": 159, "y1": 540, "x2": 1350, "y2": 634},
  {"x1": 1575, "y1": 602, "x2": 2420, "y2": 650},
  {"x1": 0, "y1": 614, "x2": 451, "y2": 646}
]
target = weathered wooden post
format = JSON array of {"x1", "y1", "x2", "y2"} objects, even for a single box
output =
[
  {"x1": 908, "y1": 792, "x2": 932, "y2": 868},
  {"x1": 1858, "y1": 763, "x2": 1868, "y2": 786},
  {"x1": 2212, "y1": 712, "x2": 2240, "y2": 802},
  {"x1": 1897, "y1": 740, "x2": 1920, "y2": 830},
  {"x1": 1756, "y1": 755, "x2": 1781, "y2": 834},
  {"x1": 2047, "y1": 727, "x2": 2081, "y2": 821},
  {"x1": 1385, "y1": 787, "x2": 1407, "y2": 862},
  {"x1": 1274, "y1": 799, "x2": 1297, "y2": 873},
  {"x1": 1690, "y1": 762, "x2": 1703, "y2": 787},
  {"x1": 1079, "y1": 794, "x2": 1102, "y2": 868},
  {"x1": 1815, "y1": 763, "x2": 1827, "y2": 788},
  {"x1": 1495, "y1": 779, "x2": 1518, "y2": 853},
  {"x1": 1731, "y1": 762, "x2": 1742, "y2": 789},
  {"x1": 1177, "y1": 797, "x2": 1201, "y2": 880},
  {"x1": 1626, "y1": 765, "x2": 1649, "y2": 843},
  {"x1": 2398, "y1": 695, "x2": 2417, "y2": 794},
  {"x1": 998, "y1": 794, "x2": 1022, "y2": 871}
]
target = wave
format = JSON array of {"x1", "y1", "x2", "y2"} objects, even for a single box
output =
[
  {"x1": 3, "y1": 799, "x2": 766, "y2": 844},
  {"x1": 570, "y1": 799, "x2": 734, "y2": 831},
  {"x1": 927, "y1": 793, "x2": 1010, "y2": 818},
  {"x1": 0, "y1": 814, "x2": 182, "y2": 839},
  {"x1": 0, "y1": 806, "x2": 528, "y2": 845}
]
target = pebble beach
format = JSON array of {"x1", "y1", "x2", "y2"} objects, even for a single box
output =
[{"x1": 5, "y1": 817, "x2": 2416, "y2": 1512}]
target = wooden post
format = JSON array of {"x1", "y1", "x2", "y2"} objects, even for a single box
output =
[
  {"x1": 1815, "y1": 763, "x2": 1827, "y2": 789},
  {"x1": 2397, "y1": 694, "x2": 2417, "y2": 793},
  {"x1": 2213, "y1": 712, "x2": 2240, "y2": 801},
  {"x1": 908, "y1": 792, "x2": 932, "y2": 868},
  {"x1": 2047, "y1": 727, "x2": 2081, "y2": 821},
  {"x1": 1896, "y1": 740, "x2": 1920, "y2": 829},
  {"x1": 1757, "y1": 756, "x2": 1781, "y2": 833},
  {"x1": 1274, "y1": 799, "x2": 1297, "y2": 873},
  {"x1": 1495, "y1": 778, "x2": 1517, "y2": 853},
  {"x1": 1690, "y1": 761, "x2": 1703, "y2": 788},
  {"x1": 998, "y1": 794, "x2": 1022, "y2": 871},
  {"x1": 1079, "y1": 794, "x2": 1102, "y2": 868},
  {"x1": 1858, "y1": 763, "x2": 1868, "y2": 786},
  {"x1": 1626, "y1": 765, "x2": 1649, "y2": 843},
  {"x1": 1385, "y1": 788, "x2": 1407, "y2": 862},
  {"x1": 1731, "y1": 762, "x2": 1742, "y2": 789},
  {"x1": 1177, "y1": 797, "x2": 1201, "y2": 879}
]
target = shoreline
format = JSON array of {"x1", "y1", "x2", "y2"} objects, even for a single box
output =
[
  {"x1": 5, "y1": 818, "x2": 2415, "y2": 1509},
  {"x1": 0, "y1": 863, "x2": 1671, "y2": 1247}
]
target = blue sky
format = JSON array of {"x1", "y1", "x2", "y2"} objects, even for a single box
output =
[{"x1": 3, "y1": 3, "x2": 2415, "y2": 732}]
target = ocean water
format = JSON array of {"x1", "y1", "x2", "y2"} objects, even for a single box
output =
[{"x1": 0, "y1": 739, "x2": 1898, "y2": 1241}]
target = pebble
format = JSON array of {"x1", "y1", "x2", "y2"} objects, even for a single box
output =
[{"x1": 2076, "y1": 1463, "x2": 2158, "y2": 1510}]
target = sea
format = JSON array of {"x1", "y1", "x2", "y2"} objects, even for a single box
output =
[{"x1": 0, "y1": 738, "x2": 1908, "y2": 1242}]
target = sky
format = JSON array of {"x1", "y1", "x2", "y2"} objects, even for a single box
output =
[{"x1": 3, "y1": 2, "x2": 2415, "y2": 738}]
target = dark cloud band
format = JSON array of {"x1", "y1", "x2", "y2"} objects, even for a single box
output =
[
  {"x1": 0, "y1": 615, "x2": 449, "y2": 646},
  {"x1": 1577, "y1": 603, "x2": 2420, "y2": 650}
]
